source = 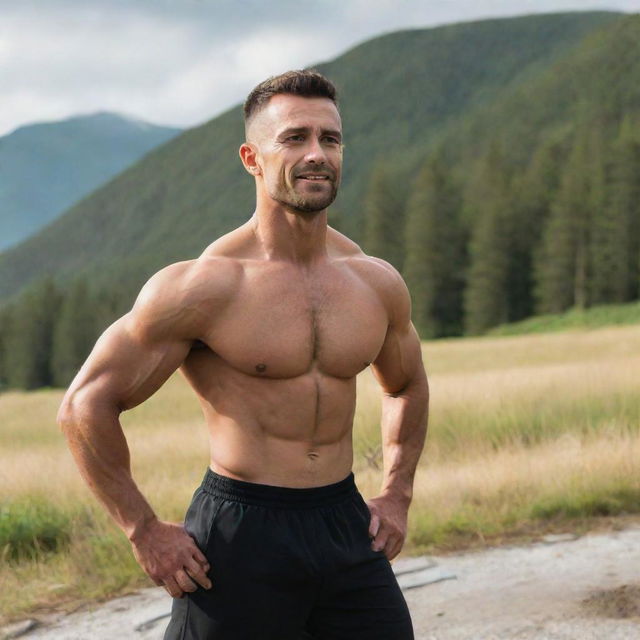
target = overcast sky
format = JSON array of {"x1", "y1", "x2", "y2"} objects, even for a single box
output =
[{"x1": 1, "y1": 0, "x2": 639, "y2": 136}]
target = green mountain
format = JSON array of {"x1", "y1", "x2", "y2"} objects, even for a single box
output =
[
  {"x1": 0, "y1": 112, "x2": 181, "y2": 251},
  {"x1": 0, "y1": 11, "x2": 622, "y2": 303}
]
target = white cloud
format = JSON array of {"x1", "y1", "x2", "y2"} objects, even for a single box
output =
[
  {"x1": 152, "y1": 27, "x2": 343, "y2": 127},
  {"x1": 0, "y1": 4, "x2": 227, "y2": 132},
  {"x1": 0, "y1": 0, "x2": 639, "y2": 135}
]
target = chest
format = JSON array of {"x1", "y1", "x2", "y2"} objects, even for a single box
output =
[{"x1": 204, "y1": 264, "x2": 389, "y2": 378}]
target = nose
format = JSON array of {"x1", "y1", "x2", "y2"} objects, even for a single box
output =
[{"x1": 304, "y1": 136, "x2": 327, "y2": 164}]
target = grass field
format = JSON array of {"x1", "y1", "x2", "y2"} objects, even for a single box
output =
[{"x1": 1, "y1": 324, "x2": 640, "y2": 621}]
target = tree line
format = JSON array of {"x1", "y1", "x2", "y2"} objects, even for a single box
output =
[
  {"x1": 364, "y1": 114, "x2": 640, "y2": 337},
  {"x1": 0, "y1": 278, "x2": 126, "y2": 391}
]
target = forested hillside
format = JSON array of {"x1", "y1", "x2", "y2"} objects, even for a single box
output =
[
  {"x1": 1, "y1": 10, "x2": 638, "y2": 390},
  {"x1": 0, "y1": 11, "x2": 618, "y2": 300},
  {"x1": 0, "y1": 113, "x2": 180, "y2": 250},
  {"x1": 398, "y1": 14, "x2": 640, "y2": 335}
]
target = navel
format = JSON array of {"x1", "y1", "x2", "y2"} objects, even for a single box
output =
[
  {"x1": 307, "y1": 451, "x2": 319, "y2": 461},
  {"x1": 255, "y1": 363, "x2": 267, "y2": 373}
]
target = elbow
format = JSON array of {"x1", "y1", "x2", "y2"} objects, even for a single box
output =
[
  {"x1": 57, "y1": 385, "x2": 106, "y2": 437},
  {"x1": 57, "y1": 381, "x2": 122, "y2": 437},
  {"x1": 57, "y1": 389, "x2": 82, "y2": 436}
]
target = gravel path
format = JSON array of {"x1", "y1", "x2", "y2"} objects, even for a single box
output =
[
  {"x1": 4, "y1": 526, "x2": 639, "y2": 640},
  {"x1": 403, "y1": 526, "x2": 640, "y2": 639}
]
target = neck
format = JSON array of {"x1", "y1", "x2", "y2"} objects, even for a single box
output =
[{"x1": 251, "y1": 203, "x2": 328, "y2": 264}]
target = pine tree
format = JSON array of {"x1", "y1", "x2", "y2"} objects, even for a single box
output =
[
  {"x1": 403, "y1": 151, "x2": 465, "y2": 337},
  {"x1": 51, "y1": 277, "x2": 99, "y2": 387},
  {"x1": 93, "y1": 284, "x2": 125, "y2": 333},
  {"x1": 588, "y1": 130, "x2": 621, "y2": 305},
  {"x1": 463, "y1": 144, "x2": 512, "y2": 334},
  {"x1": 509, "y1": 138, "x2": 566, "y2": 320},
  {"x1": 4, "y1": 278, "x2": 62, "y2": 389},
  {"x1": 534, "y1": 129, "x2": 593, "y2": 313},
  {"x1": 362, "y1": 162, "x2": 408, "y2": 272},
  {"x1": 597, "y1": 114, "x2": 640, "y2": 302},
  {"x1": 0, "y1": 305, "x2": 11, "y2": 390}
]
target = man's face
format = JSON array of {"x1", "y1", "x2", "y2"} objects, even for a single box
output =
[{"x1": 247, "y1": 94, "x2": 343, "y2": 214}]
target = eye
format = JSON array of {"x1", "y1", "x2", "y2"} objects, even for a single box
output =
[
  {"x1": 322, "y1": 136, "x2": 341, "y2": 145},
  {"x1": 286, "y1": 134, "x2": 305, "y2": 142}
]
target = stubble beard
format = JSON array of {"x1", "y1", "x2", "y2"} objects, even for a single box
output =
[{"x1": 270, "y1": 175, "x2": 339, "y2": 214}]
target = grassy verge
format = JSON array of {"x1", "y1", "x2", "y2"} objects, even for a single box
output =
[
  {"x1": 0, "y1": 499, "x2": 74, "y2": 561},
  {"x1": 488, "y1": 301, "x2": 640, "y2": 336},
  {"x1": 1, "y1": 324, "x2": 640, "y2": 622}
]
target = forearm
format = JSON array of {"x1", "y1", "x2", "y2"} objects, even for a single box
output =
[
  {"x1": 379, "y1": 365, "x2": 429, "y2": 505},
  {"x1": 58, "y1": 391, "x2": 156, "y2": 540}
]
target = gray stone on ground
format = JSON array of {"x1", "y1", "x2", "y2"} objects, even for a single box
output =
[
  {"x1": 541, "y1": 533, "x2": 580, "y2": 544},
  {"x1": 1, "y1": 619, "x2": 39, "y2": 639},
  {"x1": 396, "y1": 566, "x2": 457, "y2": 590}
]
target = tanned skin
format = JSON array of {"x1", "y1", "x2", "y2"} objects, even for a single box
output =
[{"x1": 57, "y1": 93, "x2": 429, "y2": 600}]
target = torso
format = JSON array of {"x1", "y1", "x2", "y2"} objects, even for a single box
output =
[{"x1": 179, "y1": 222, "x2": 393, "y2": 487}]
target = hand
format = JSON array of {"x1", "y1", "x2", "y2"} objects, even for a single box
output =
[
  {"x1": 130, "y1": 519, "x2": 212, "y2": 598},
  {"x1": 365, "y1": 495, "x2": 409, "y2": 561}
]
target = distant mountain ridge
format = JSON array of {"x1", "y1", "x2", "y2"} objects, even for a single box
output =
[
  {"x1": 0, "y1": 112, "x2": 181, "y2": 250},
  {"x1": 0, "y1": 10, "x2": 624, "y2": 302}
]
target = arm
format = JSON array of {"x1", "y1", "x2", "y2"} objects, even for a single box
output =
[
  {"x1": 367, "y1": 265, "x2": 429, "y2": 561},
  {"x1": 57, "y1": 262, "x2": 213, "y2": 598}
]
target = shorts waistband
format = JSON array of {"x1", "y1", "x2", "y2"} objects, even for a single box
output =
[{"x1": 200, "y1": 468, "x2": 358, "y2": 509}]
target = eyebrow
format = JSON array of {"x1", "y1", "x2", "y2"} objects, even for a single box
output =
[{"x1": 277, "y1": 126, "x2": 342, "y2": 141}]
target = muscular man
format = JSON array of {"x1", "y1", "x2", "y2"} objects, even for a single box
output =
[{"x1": 58, "y1": 70, "x2": 429, "y2": 639}]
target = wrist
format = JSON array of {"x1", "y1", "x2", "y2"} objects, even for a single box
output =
[
  {"x1": 126, "y1": 513, "x2": 158, "y2": 543},
  {"x1": 380, "y1": 485, "x2": 412, "y2": 507}
]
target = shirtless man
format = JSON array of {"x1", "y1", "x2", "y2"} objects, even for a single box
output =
[{"x1": 58, "y1": 70, "x2": 429, "y2": 639}]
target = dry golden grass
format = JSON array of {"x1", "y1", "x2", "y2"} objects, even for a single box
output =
[
  {"x1": 1, "y1": 324, "x2": 639, "y2": 620},
  {"x1": 422, "y1": 325, "x2": 640, "y2": 374}
]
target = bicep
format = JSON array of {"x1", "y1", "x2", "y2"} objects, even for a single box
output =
[
  {"x1": 66, "y1": 312, "x2": 192, "y2": 412},
  {"x1": 369, "y1": 262, "x2": 424, "y2": 394}
]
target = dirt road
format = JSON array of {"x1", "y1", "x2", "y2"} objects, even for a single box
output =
[{"x1": 4, "y1": 526, "x2": 639, "y2": 640}]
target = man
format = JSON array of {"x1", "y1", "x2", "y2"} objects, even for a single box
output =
[{"x1": 58, "y1": 70, "x2": 429, "y2": 639}]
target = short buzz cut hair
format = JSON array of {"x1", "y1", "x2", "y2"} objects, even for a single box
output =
[{"x1": 243, "y1": 69, "x2": 338, "y2": 127}]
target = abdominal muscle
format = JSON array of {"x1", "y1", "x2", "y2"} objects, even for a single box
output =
[{"x1": 181, "y1": 353, "x2": 358, "y2": 488}]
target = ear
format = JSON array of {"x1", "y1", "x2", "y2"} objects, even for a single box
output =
[{"x1": 239, "y1": 142, "x2": 262, "y2": 177}]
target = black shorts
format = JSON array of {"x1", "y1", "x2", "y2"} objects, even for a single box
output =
[{"x1": 163, "y1": 469, "x2": 414, "y2": 639}]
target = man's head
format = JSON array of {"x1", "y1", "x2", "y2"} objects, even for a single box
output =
[
  {"x1": 240, "y1": 70, "x2": 343, "y2": 215},
  {"x1": 243, "y1": 70, "x2": 338, "y2": 134}
]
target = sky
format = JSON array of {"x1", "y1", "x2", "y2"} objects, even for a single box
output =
[{"x1": 1, "y1": 0, "x2": 639, "y2": 136}]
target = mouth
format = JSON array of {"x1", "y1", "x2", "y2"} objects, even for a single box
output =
[{"x1": 295, "y1": 173, "x2": 332, "y2": 182}]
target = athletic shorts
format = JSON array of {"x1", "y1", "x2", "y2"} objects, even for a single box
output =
[{"x1": 163, "y1": 469, "x2": 414, "y2": 639}]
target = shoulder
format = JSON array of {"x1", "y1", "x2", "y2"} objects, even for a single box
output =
[
  {"x1": 328, "y1": 229, "x2": 411, "y2": 327},
  {"x1": 136, "y1": 257, "x2": 242, "y2": 310},
  {"x1": 201, "y1": 219, "x2": 256, "y2": 259},
  {"x1": 327, "y1": 226, "x2": 363, "y2": 258},
  {"x1": 129, "y1": 256, "x2": 242, "y2": 340},
  {"x1": 355, "y1": 257, "x2": 411, "y2": 328}
]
